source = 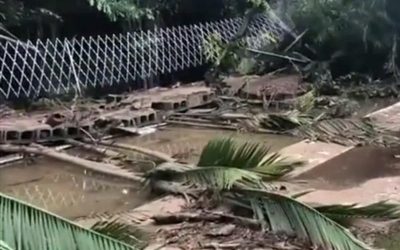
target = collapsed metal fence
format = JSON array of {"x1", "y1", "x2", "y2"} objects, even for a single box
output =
[{"x1": 0, "y1": 12, "x2": 291, "y2": 100}]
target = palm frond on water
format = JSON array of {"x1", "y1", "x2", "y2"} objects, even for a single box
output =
[
  {"x1": 0, "y1": 193, "x2": 137, "y2": 250},
  {"x1": 197, "y1": 137, "x2": 301, "y2": 179},
  {"x1": 230, "y1": 188, "x2": 373, "y2": 250},
  {"x1": 314, "y1": 201, "x2": 400, "y2": 226}
]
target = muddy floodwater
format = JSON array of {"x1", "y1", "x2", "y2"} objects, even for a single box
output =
[
  {"x1": 0, "y1": 127, "x2": 298, "y2": 219},
  {"x1": 0, "y1": 159, "x2": 146, "y2": 219},
  {"x1": 354, "y1": 97, "x2": 398, "y2": 117},
  {"x1": 118, "y1": 126, "x2": 299, "y2": 162}
]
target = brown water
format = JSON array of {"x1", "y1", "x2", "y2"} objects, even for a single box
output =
[
  {"x1": 118, "y1": 126, "x2": 299, "y2": 163},
  {"x1": 0, "y1": 126, "x2": 298, "y2": 219},
  {"x1": 298, "y1": 146, "x2": 400, "y2": 191},
  {"x1": 0, "y1": 158, "x2": 148, "y2": 219}
]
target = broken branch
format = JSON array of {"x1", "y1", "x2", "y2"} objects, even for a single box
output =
[{"x1": 0, "y1": 144, "x2": 143, "y2": 182}]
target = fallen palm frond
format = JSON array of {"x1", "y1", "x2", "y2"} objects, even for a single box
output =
[
  {"x1": 314, "y1": 201, "x2": 400, "y2": 226},
  {"x1": 146, "y1": 137, "x2": 302, "y2": 188},
  {"x1": 297, "y1": 118, "x2": 400, "y2": 147},
  {"x1": 230, "y1": 188, "x2": 373, "y2": 250},
  {"x1": 0, "y1": 241, "x2": 12, "y2": 250},
  {"x1": 226, "y1": 193, "x2": 400, "y2": 227},
  {"x1": 257, "y1": 110, "x2": 313, "y2": 132},
  {"x1": 145, "y1": 162, "x2": 263, "y2": 190},
  {"x1": 91, "y1": 220, "x2": 148, "y2": 248},
  {"x1": 198, "y1": 137, "x2": 302, "y2": 179},
  {"x1": 198, "y1": 137, "x2": 271, "y2": 169},
  {"x1": 175, "y1": 166, "x2": 263, "y2": 190},
  {"x1": 0, "y1": 193, "x2": 138, "y2": 250},
  {"x1": 253, "y1": 152, "x2": 303, "y2": 180}
]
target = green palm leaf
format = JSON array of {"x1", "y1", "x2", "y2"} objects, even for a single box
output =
[
  {"x1": 314, "y1": 201, "x2": 400, "y2": 226},
  {"x1": 179, "y1": 167, "x2": 263, "y2": 190},
  {"x1": 91, "y1": 220, "x2": 148, "y2": 248},
  {"x1": 254, "y1": 152, "x2": 303, "y2": 179},
  {"x1": 198, "y1": 137, "x2": 271, "y2": 169},
  {"x1": 230, "y1": 188, "x2": 373, "y2": 250},
  {"x1": 0, "y1": 193, "x2": 138, "y2": 250},
  {"x1": 0, "y1": 240, "x2": 13, "y2": 250},
  {"x1": 146, "y1": 162, "x2": 263, "y2": 190},
  {"x1": 197, "y1": 137, "x2": 300, "y2": 179},
  {"x1": 147, "y1": 138, "x2": 302, "y2": 189}
]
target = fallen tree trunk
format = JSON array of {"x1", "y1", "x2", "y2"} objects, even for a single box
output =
[
  {"x1": 152, "y1": 211, "x2": 260, "y2": 229},
  {"x1": 83, "y1": 139, "x2": 176, "y2": 163},
  {"x1": 0, "y1": 144, "x2": 143, "y2": 182}
]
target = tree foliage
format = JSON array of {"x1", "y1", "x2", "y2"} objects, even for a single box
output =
[
  {"x1": 88, "y1": 0, "x2": 154, "y2": 22},
  {"x1": 290, "y1": 0, "x2": 399, "y2": 77}
]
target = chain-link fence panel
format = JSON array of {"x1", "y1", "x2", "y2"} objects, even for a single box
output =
[{"x1": 0, "y1": 12, "x2": 292, "y2": 100}]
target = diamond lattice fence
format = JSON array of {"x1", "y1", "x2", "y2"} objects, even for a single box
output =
[{"x1": 0, "y1": 12, "x2": 292, "y2": 99}]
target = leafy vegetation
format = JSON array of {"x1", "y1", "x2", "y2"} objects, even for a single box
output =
[
  {"x1": 291, "y1": 0, "x2": 398, "y2": 77},
  {"x1": 88, "y1": 0, "x2": 155, "y2": 22}
]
